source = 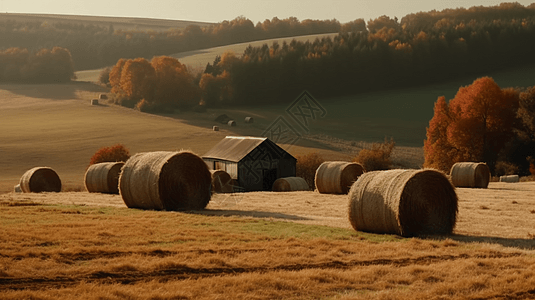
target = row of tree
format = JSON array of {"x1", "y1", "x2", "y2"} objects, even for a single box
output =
[
  {"x1": 198, "y1": 5, "x2": 535, "y2": 105},
  {"x1": 0, "y1": 16, "x2": 343, "y2": 71},
  {"x1": 424, "y1": 77, "x2": 535, "y2": 176},
  {"x1": 0, "y1": 47, "x2": 75, "y2": 82}
]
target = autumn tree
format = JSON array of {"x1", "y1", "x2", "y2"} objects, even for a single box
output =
[
  {"x1": 89, "y1": 144, "x2": 130, "y2": 166},
  {"x1": 424, "y1": 77, "x2": 520, "y2": 173},
  {"x1": 150, "y1": 56, "x2": 200, "y2": 110}
]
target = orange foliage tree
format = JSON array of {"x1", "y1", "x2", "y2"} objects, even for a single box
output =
[
  {"x1": 424, "y1": 77, "x2": 520, "y2": 173},
  {"x1": 89, "y1": 144, "x2": 131, "y2": 166},
  {"x1": 109, "y1": 56, "x2": 200, "y2": 111}
]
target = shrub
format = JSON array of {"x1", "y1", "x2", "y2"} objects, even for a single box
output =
[
  {"x1": 295, "y1": 152, "x2": 325, "y2": 189},
  {"x1": 494, "y1": 161, "x2": 519, "y2": 176},
  {"x1": 89, "y1": 144, "x2": 131, "y2": 166},
  {"x1": 354, "y1": 138, "x2": 395, "y2": 171},
  {"x1": 98, "y1": 67, "x2": 111, "y2": 86}
]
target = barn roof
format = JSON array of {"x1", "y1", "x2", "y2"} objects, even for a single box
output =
[{"x1": 202, "y1": 136, "x2": 293, "y2": 163}]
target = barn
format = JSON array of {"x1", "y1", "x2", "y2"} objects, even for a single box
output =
[{"x1": 202, "y1": 136, "x2": 296, "y2": 191}]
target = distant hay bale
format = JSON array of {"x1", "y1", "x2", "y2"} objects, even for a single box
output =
[
  {"x1": 19, "y1": 167, "x2": 62, "y2": 193},
  {"x1": 315, "y1": 161, "x2": 365, "y2": 194},
  {"x1": 228, "y1": 120, "x2": 236, "y2": 126},
  {"x1": 91, "y1": 99, "x2": 99, "y2": 105},
  {"x1": 210, "y1": 169, "x2": 234, "y2": 193},
  {"x1": 213, "y1": 126, "x2": 219, "y2": 131},
  {"x1": 450, "y1": 162, "x2": 490, "y2": 188},
  {"x1": 119, "y1": 151, "x2": 211, "y2": 211},
  {"x1": 84, "y1": 162, "x2": 124, "y2": 194},
  {"x1": 99, "y1": 94, "x2": 108, "y2": 100},
  {"x1": 245, "y1": 117, "x2": 254, "y2": 124},
  {"x1": 348, "y1": 169, "x2": 458, "y2": 237},
  {"x1": 499, "y1": 175, "x2": 519, "y2": 183},
  {"x1": 272, "y1": 177, "x2": 310, "y2": 192},
  {"x1": 14, "y1": 184, "x2": 22, "y2": 193}
]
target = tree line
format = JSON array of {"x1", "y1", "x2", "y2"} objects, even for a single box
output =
[
  {"x1": 0, "y1": 16, "x2": 342, "y2": 71},
  {"x1": 198, "y1": 3, "x2": 535, "y2": 106},
  {"x1": 0, "y1": 47, "x2": 74, "y2": 82}
]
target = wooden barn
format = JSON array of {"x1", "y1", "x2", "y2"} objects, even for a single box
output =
[{"x1": 202, "y1": 136, "x2": 296, "y2": 191}]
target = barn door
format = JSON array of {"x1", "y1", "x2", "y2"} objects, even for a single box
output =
[{"x1": 262, "y1": 169, "x2": 278, "y2": 191}]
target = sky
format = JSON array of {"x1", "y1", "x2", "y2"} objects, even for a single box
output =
[{"x1": 1, "y1": 0, "x2": 534, "y2": 24}]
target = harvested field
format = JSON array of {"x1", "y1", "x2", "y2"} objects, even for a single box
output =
[
  {"x1": 1, "y1": 181, "x2": 535, "y2": 299},
  {"x1": 4, "y1": 182, "x2": 535, "y2": 244}
]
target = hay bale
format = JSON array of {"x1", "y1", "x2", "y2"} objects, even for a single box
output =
[
  {"x1": 213, "y1": 126, "x2": 219, "y2": 131},
  {"x1": 84, "y1": 162, "x2": 124, "y2": 194},
  {"x1": 245, "y1": 117, "x2": 254, "y2": 124},
  {"x1": 499, "y1": 175, "x2": 519, "y2": 183},
  {"x1": 450, "y1": 162, "x2": 490, "y2": 188},
  {"x1": 315, "y1": 161, "x2": 364, "y2": 194},
  {"x1": 91, "y1": 99, "x2": 99, "y2": 105},
  {"x1": 272, "y1": 177, "x2": 310, "y2": 192},
  {"x1": 119, "y1": 151, "x2": 211, "y2": 211},
  {"x1": 19, "y1": 167, "x2": 62, "y2": 193},
  {"x1": 228, "y1": 120, "x2": 236, "y2": 126},
  {"x1": 14, "y1": 184, "x2": 22, "y2": 193},
  {"x1": 348, "y1": 169, "x2": 458, "y2": 237},
  {"x1": 99, "y1": 93, "x2": 108, "y2": 100},
  {"x1": 210, "y1": 169, "x2": 234, "y2": 193}
]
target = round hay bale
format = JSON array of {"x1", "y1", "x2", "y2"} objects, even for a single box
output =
[
  {"x1": 272, "y1": 177, "x2": 310, "y2": 192},
  {"x1": 84, "y1": 162, "x2": 124, "y2": 194},
  {"x1": 119, "y1": 151, "x2": 211, "y2": 211},
  {"x1": 213, "y1": 126, "x2": 219, "y2": 131},
  {"x1": 245, "y1": 117, "x2": 254, "y2": 124},
  {"x1": 99, "y1": 93, "x2": 108, "y2": 100},
  {"x1": 14, "y1": 184, "x2": 22, "y2": 193},
  {"x1": 210, "y1": 169, "x2": 234, "y2": 193},
  {"x1": 348, "y1": 169, "x2": 458, "y2": 237},
  {"x1": 315, "y1": 161, "x2": 364, "y2": 194},
  {"x1": 19, "y1": 167, "x2": 62, "y2": 193},
  {"x1": 450, "y1": 162, "x2": 490, "y2": 188},
  {"x1": 228, "y1": 120, "x2": 236, "y2": 126},
  {"x1": 91, "y1": 99, "x2": 99, "y2": 105},
  {"x1": 499, "y1": 175, "x2": 519, "y2": 183}
]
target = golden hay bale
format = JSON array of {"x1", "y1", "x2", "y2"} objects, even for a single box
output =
[
  {"x1": 14, "y1": 184, "x2": 22, "y2": 193},
  {"x1": 119, "y1": 151, "x2": 211, "y2": 211},
  {"x1": 210, "y1": 169, "x2": 234, "y2": 193},
  {"x1": 19, "y1": 167, "x2": 62, "y2": 193},
  {"x1": 499, "y1": 175, "x2": 519, "y2": 183},
  {"x1": 99, "y1": 93, "x2": 108, "y2": 100},
  {"x1": 84, "y1": 162, "x2": 124, "y2": 194},
  {"x1": 91, "y1": 99, "x2": 99, "y2": 105},
  {"x1": 213, "y1": 126, "x2": 219, "y2": 131},
  {"x1": 272, "y1": 177, "x2": 310, "y2": 192},
  {"x1": 348, "y1": 169, "x2": 458, "y2": 237},
  {"x1": 315, "y1": 161, "x2": 364, "y2": 194},
  {"x1": 228, "y1": 120, "x2": 236, "y2": 126},
  {"x1": 245, "y1": 117, "x2": 254, "y2": 123},
  {"x1": 450, "y1": 162, "x2": 490, "y2": 188}
]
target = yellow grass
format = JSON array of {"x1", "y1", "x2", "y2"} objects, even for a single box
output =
[{"x1": 1, "y1": 182, "x2": 535, "y2": 299}]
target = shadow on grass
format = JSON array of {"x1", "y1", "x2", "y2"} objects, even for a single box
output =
[
  {"x1": 1, "y1": 81, "x2": 108, "y2": 100},
  {"x1": 190, "y1": 209, "x2": 312, "y2": 221},
  {"x1": 424, "y1": 233, "x2": 535, "y2": 250}
]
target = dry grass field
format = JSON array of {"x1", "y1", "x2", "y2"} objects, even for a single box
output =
[
  {"x1": 1, "y1": 182, "x2": 535, "y2": 299},
  {"x1": 2, "y1": 67, "x2": 535, "y2": 298}
]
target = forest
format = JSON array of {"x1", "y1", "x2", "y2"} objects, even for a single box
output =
[{"x1": 0, "y1": 16, "x2": 342, "y2": 71}]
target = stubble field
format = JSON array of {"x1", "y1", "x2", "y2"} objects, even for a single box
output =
[{"x1": 1, "y1": 181, "x2": 535, "y2": 299}]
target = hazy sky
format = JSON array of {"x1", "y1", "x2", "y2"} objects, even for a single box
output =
[{"x1": 2, "y1": 1, "x2": 534, "y2": 23}]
